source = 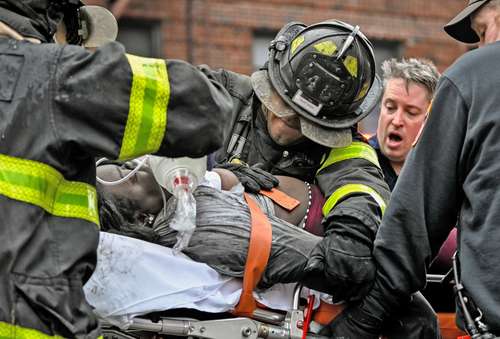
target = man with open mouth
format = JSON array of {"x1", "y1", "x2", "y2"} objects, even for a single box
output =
[{"x1": 369, "y1": 58, "x2": 440, "y2": 190}]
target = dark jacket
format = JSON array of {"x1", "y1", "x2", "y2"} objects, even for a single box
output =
[
  {"x1": 203, "y1": 66, "x2": 391, "y2": 300},
  {"x1": 360, "y1": 41, "x2": 500, "y2": 333},
  {"x1": 0, "y1": 37, "x2": 232, "y2": 338},
  {"x1": 369, "y1": 136, "x2": 398, "y2": 191}
]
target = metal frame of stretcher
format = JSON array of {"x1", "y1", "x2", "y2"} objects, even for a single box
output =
[{"x1": 101, "y1": 284, "x2": 329, "y2": 339}]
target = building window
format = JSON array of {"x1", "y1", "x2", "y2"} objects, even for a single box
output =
[
  {"x1": 252, "y1": 31, "x2": 276, "y2": 71},
  {"x1": 116, "y1": 19, "x2": 161, "y2": 58},
  {"x1": 372, "y1": 39, "x2": 402, "y2": 75}
]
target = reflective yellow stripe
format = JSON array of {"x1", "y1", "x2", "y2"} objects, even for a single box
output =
[
  {"x1": 317, "y1": 142, "x2": 380, "y2": 174},
  {"x1": 0, "y1": 322, "x2": 104, "y2": 339},
  {"x1": 322, "y1": 183, "x2": 387, "y2": 217},
  {"x1": 0, "y1": 321, "x2": 64, "y2": 339},
  {"x1": 120, "y1": 54, "x2": 169, "y2": 160},
  {"x1": 0, "y1": 154, "x2": 99, "y2": 226}
]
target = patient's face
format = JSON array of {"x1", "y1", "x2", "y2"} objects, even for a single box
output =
[{"x1": 97, "y1": 163, "x2": 164, "y2": 215}]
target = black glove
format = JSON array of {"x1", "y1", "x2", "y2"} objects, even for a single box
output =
[
  {"x1": 303, "y1": 232, "x2": 376, "y2": 302},
  {"x1": 215, "y1": 162, "x2": 279, "y2": 193},
  {"x1": 319, "y1": 303, "x2": 382, "y2": 339}
]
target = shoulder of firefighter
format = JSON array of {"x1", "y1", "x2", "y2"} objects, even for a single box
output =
[{"x1": 302, "y1": 134, "x2": 391, "y2": 302}]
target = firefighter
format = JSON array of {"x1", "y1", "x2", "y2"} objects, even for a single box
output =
[
  {"x1": 322, "y1": 0, "x2": 500, "y2": 338},
  {"x1": 0, "y1": 0, "x2": 232, "y2": 338},
  {"x1": 206, "y1": 19, "x2": 440, "y2": 338},
  {"x1": 206, "y1": 19, "x2": 389, "y2": 302}
]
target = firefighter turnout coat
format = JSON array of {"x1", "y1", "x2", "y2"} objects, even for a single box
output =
[
  {"x1": 0, "y1": 38, "x2": 232, "y2": 338},
  {"x1": 205, "y1": 67, "x2": 391, "y2": 299}
]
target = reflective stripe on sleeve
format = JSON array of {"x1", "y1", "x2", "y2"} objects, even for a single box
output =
[
  {"x1": 0, "y1": 321, "x2": 104, "y2": 339},
  {"x1": 317, "y1": 141, "x2": 380, "y2": 175},
  {"x1": 0, "y1": 154, "x2": 99, "y2": 226},
  {"x1": 120, "y1": 54, "x2": 169, "y2": 160},
  {"x1": 322, "y1": 183, "x2": 387, "y2": 217},
  {"x1": 0, "y1": 321, "x2": 64, "y2": 339}
]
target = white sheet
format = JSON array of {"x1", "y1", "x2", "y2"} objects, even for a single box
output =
[{"x1": 84, "y1": 232, "x2": 310, "y2": 328}]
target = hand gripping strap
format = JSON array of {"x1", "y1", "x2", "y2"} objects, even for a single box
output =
[{"x1": 233, "y1": 193, "x2": 273, "y2": 317}]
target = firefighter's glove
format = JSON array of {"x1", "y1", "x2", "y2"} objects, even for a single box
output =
[
  {"x1": 303, "y1": 232, "x2": 376, "y2": 302},
  {"x1": 215, "y1": 162, "x2": 279, "y2": 193},
  {"x1": 318, "y1": 303, "x2": 382, "y2": 339}
]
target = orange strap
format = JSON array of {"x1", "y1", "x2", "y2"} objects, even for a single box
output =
[
  {"x1": 434, "y1": 312, "x2": 467, "y2": 339},
  {"x1": 259, "y1": 188, "x2": 300, "y2": 211},
  {"x1": 312, "y1": 301, "x2": 345, "y2": 325},
  {"x1": 233, "y1": 193, "x2": 273, "y2": 316}
]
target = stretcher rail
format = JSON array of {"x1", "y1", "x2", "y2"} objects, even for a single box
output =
[{"x1": 102, "y1": 312, "x2": 330, "y2": 339}]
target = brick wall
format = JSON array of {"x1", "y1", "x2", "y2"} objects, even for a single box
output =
[{"x1": 87, "y1": 0, "x2": 471, "y2": 74}]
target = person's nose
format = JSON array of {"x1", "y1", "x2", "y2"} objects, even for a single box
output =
[{"x1": 390, "y1": 109, "x2": 404, "y2": 127}]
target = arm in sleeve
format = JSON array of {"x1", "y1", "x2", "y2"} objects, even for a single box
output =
[
  {"x1": 359, "y1": 76, "x2": 468, "y2": 322},
  {"x1": 304, "y1": 141, "x2": 391, "y2": 301},
  {"x1": 52, "y1": 43, "x2": 233, "y2": 160}
]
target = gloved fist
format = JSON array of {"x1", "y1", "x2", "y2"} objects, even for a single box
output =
[
  {"x1": 319, "y1": 304, "x2": 381, "y2": 339},
  {"x1": 304, "y1": 232, "x2": 376, "y2": 302},
  {"x1": 215, "y1": 162, "x2": 279, "y2": 193}
]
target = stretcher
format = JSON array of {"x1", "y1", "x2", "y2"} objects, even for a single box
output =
[
  {"x1": 86, "y1": 232, "x2": 468, "y2": 339},
  {"x1": 88, "y1": 189, "x2": 467, "y2": 339},
  {"x1": 84, "y1": 232, "x2": 337, "y2": 339}
]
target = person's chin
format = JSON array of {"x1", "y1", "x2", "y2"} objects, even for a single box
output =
[
  {"x1": 382, "y1": 146, "x2": 402, "y2": 161},
  {"x1": 272, "y1": 136, "x2": 295, "y2": 146},
  {"x1": 385, "y1": 150, "x2": 406, "y2": 164},
  {"x1": 271, "y1": 130, "x2": 304, "y2": 145}
]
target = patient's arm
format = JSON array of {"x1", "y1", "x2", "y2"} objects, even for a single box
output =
[
  {"x1": 273, "y1": 176, "x2": 310, "y2": 227},
  {"x1": 212, "y1": 168, "x2": 240, "y2": 190},
  {"x1": 212, "y1": 169, "x2": 311, "y2": 227}
]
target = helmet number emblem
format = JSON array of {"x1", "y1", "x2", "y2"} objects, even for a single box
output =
[
  {"x1": 293, "y1": 59, "x2": 346, "y2": 116},
  {"x1": 306, "y1": 75, "x2": 320, "y2": 92}
]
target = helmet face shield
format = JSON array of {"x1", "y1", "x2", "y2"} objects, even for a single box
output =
[{"x1": 267, "y1": 20, "x2": 381, "y2": 132}]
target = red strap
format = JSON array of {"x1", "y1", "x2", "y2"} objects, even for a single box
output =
[
  {"x1": 259, "y1": 188, "x2": 300, "y2": 211},
  {"x1": 233, "y1": 193, "x2": 273, "y2": 317},
  {"x1": 302, "y1": 294, "x2": 315, "y2": 339}
]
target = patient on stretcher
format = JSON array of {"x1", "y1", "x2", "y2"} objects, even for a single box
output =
[
  {"x1": 93, "y1": 160, "x2": 441, "y2": 338},
  {"x1": 96, "y1": 161, "x2": 335, "y2": 295}
]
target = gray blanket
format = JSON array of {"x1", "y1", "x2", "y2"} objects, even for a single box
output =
[{"x1": 153, "y1": 185, "x2": 321, "y2": 289}]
